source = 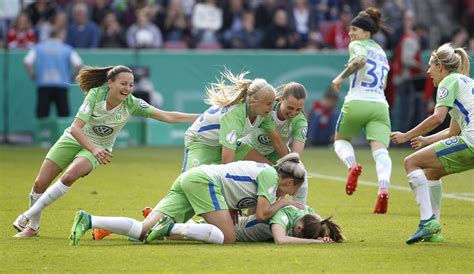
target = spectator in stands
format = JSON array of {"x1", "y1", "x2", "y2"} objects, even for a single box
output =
[
  {"x1": 66, "y1": 2, "x2": 101, "y2": 48},
  {"x1": 100, "y1": 11, "x2": 127, "y2": 48},
  {"x1": 191, "y1": 0, "x2": 223, "y2": 46},
  {"x1": 383, "y1": 0, "x2": 413, "y2": 48},
  {"x1": 0, "y1": 0, "x2": 22, "y2": 46},
  {"x1": 23, "y1": 29, "x2": 83, "y2": 118},
  {"x1": 7, "y1": 12, "x2": 36, "y2": 49},
  {"x1": 263, "y1": 8, "x2": 298, "y2": 49},
  {"x1": 126, "y1": 10, "x2": 163, "y2": 48},
  {"x1": 36, "y1": 11, "x2": 68, "y2": 42},
  {"x1": 91, "y1": 0, "x2": 113, "y2": 25},
  {"x1": 161, "y1": 0, "x2": 191, "y2": 43},
  {"x1": 225, "y1": 9, "x2": 263, "y2": 49},
  {"x1": 307, "y1": 88, "x2": 339, "y2": 146},
  {"x1": 451, "y1": 27, "x2": 470, "y2": 48},
  {"x1": 25, "y1": 0, "x2": 56, "y2": 26},
  {"x1": 255, "y1": 0, "x2": 277, "y2": 30},
  {"x1": 325, "y1": 5, "x2": 352, "y2": 50},
  {"x1": 288, "y1": 0, "x2": 317, "y2": 46},
  {"x1": 220, "y1": 0, "x2": 248, "y2": 48}
]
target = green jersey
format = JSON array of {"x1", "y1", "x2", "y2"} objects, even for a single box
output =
[
  {"x1": 435, "y1": 73, "x2": 474, "y2": 147},
  {"x1": 347, "y1": 40, "x2": 389, "y2": 105},
  {"x1": 63, "y1": 86, "x2": 154, "y2": 150},
  {"x1": 270, "y1": 205, "x2": 319, "y2": 236},
  {"x1": 184, "y1": 102, "x2": 276, "y2": 149},
  {"x1": 197, "y1": 161, "x2": 278, "y2": 210},
  {"x1": 239, "y1": 101, "x2": 308, "y2": 156}
]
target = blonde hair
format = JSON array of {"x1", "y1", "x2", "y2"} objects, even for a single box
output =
[
  {"x1": 204, "y1": 69, "x2": 276, "y2": 107},
  {"x1": 431, "y1": 43, "x2": 471, "y2": 76},
  {"x1": 76, "y1": 65, "x2": 133, "y2": 94},
  {"x1": 274, "y1": 153, "x2": 306, "y2": 185}
]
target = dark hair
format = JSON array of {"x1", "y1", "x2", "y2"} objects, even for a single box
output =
[
  {"x1": 352, "y1": 7, "x2": 386, "y2": 36},
  {"x1": 76, "y1": 65, "x2": 133, "y2": 93},
  {"x1": 277, "y1": 82, "x2": 307, "y2": 100},
  {"x1": 300, "y1": 214, "x2": 320, "y2": 239},
  {"x1": 318, "y1": 216, "x2": 345, "y2": 243}
]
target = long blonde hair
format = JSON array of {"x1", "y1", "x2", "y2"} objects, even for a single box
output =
[
  {"x1": 431, "y1": 43, "x2": 471, "y2": 76},
  {"x1": 76, "y1": 65, "x2": 133, "y2": 94},
  {"x1": 204, "y1": 69, "x2": 276, "y2": 107}
]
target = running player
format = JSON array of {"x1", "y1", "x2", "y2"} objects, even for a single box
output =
[
  {"x1": 331, "y1": 7, "x2": 392, "y2": 213},
  {"x1": 390, "y1": 43, "x2": 473, "y2": 244},
  {"x1": 12, "y1": 65, "x2": 199, "y2": 238}
]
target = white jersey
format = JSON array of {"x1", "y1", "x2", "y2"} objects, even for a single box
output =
[{"x1": 235, "y1": 215, "x2": 273, "y2": 242}]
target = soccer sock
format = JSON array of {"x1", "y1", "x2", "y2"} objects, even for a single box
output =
[
  {"x1": 28, "y1": 189, "x2": 43, "y2": 230},
  {"x1": 23, "y1": 180, "x2": 70, "y2": 221},
  {"x1": 372, "y1": 148, "x2": 392, "y2": 193},
  {"x1": 293, "y1": 175, "x2": 308, "y2": 205},
  {"x1": 170, "y1": 223, "x2": 224, "y2": 244},
  {"x1": 91, "y1": 216, "x2": 142, "y2": 239},
  {"x1": 407, "y1": 169, "x2": 433, "y2": 220},
  {"x1": 428, "y1": 179, "x2": 442, "y2": 222},
  {"x1": 334, "y1": 140, "x2": 356, "y2": 169}
]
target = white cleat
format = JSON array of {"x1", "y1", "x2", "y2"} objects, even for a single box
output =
[
  {"x1": 13, "y1": 227, "x2": 39, "y2": 238},
  {"x1": 13, "y1": 214, "x2": 29, "y2": 232}
]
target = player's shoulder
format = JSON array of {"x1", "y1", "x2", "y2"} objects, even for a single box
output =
[
  {"x1": 439, "y1": 73, "x2": 461, "y2": 89},
  {"x1": 87, "y1": 86, "x2": 107, "y2": 100}
]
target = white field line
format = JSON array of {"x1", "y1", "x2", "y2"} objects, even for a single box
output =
[{"x1": 308, "y1": 171, "x2": 474, "y2": 202}]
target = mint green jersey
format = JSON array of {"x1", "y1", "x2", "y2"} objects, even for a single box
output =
[
  {"x1": 184, "y1": 102, "x2": 275, "y2": 149},
  {"x1": 269, "y1": 205, "x2": 319, "y2": 236},
  {"x1": 238, "y1": 101, "x2": 308, "y2": 156},
  {"x1": 435, "y1": 73, "x2": 474, "y2": 147},
  {"x1": 63, "y1": 86, "x2": 154, "y2": 150},
  {"x1": 346, "y1": 40, "x2": 389, "y2": 105},
  {"x1": 197, "y1": 161, "x2": 278, "y2": 210}
]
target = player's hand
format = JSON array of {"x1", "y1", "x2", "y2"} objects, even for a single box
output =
[
  {"x1": 316, "y1": 237, "x2": 334, "y2": 243},
  {"x1": 331, "y1": 76, "x2": 343, "y2": 93},
  {"x1": 280, "y1": 198, "x2": 304, "y2": 210},
  {"x1": 390, "y1": 131, "x2": 408, "y2": 144},
  {"x1": 410, "y1": 136, "x2": 427, "y2": 150},
  {"x1": 92, "y1": 147, "x2": 113, "y2": 165},
  {"x1": 229, "y1": 209, "x2": 241, "y2": 225}
]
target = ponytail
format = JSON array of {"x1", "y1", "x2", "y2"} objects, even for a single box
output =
[
  {"x1": 431, "y1": 43, "x2": 471, "y2": 76},
  {"x1": 319, "y1": 216, "x2": 345, "y2": 243},
  {"x1": 76, "y1": 65, "x2": 133, "y2": 94}
]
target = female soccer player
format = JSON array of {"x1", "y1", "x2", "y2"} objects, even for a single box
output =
[
  {"x1": 13, "y1": 65, "x2": 199, "y2": 238},
  {"x1": 235, "y1": 82, "x2": 309, "y2": 204},
  {"x1": 182, "y1": 69, "x2": 288, "y2": 172},
  {"x1": 70, "y1": 153, "x2": 306, "y2": 245},
  {"x1": 331, "y1": 7, "x2": 392, "y2": 213},
  {"x1": 390, "y1": 43, "x2": 473, "y2": 244}
]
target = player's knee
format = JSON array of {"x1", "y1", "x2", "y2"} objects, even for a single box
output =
[
  {"x1": 60, "y1": 171, "x2": 80, "y2": 185},
  {"x1": 403, "y1": 155, "x2": 416, "y2": 172},
  {"x1": 208, "y1": 225, "x2": 225, "y2": 244},
  {"x1": 222, "y1": 230, "x2": 236, "y2": 244}
]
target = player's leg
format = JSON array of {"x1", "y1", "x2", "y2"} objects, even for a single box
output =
[
  {"x1": 55, "y1": 87, "x2": 70, "y2": 117},
  {"x1": 36, "y1": 87, "x2": 51, "y2": 118}
]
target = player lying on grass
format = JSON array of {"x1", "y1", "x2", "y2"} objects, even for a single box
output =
[
  {"x1": 69, "y1": 153, "x2": 306, "y2": 245},
  {"x1": 391, "y1": 43, "x2": 473, "y2": 244},
  {"x1": 235, "y1": 82, "x2": 310, "y2": 204},
  {"x1": 182, "y1": 69, "x2": 288, "y2": 172},
  {"x1": 13, "y1": 65, "x2": 199, "y2": 238}
]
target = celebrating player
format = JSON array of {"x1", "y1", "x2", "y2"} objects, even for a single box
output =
[
  {"x1": 390, "y1": 43, "x2": 473, "y2": 244},
  {"x1": 12, "y1": 65, "x2": 199, "y2": 238},
  {"x1": 331, "y1": 7, "x2": 392, "y2": 213}
]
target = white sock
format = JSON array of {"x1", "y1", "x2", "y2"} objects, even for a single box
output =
[
  {"x1": 407, "y1": 169, "x2": 433, "y2": 220},
  {"x1": 372, "y1": 148, "x2": 392, "y2": 192},
  {"x1": 293, "y1": 175, "x2": 308, "y2": 205},
  {"x1": 171, "y1": 223, "x2": 224, "y2": 244},
  {"x1": 91, "y1": 216, "x2": 142, "y2": 239},
  {"x1": 428, "y1": 179, "x2": 442, "y2": 222},
  {"x1": 23, "y1": 180, "x2": 70, "y2": 222},
  {"x1": 28, "y1": 190, "x2": 43, "y2": 230},
  {"x1": 334, "y1": 140, "x2": 356, "y2": 169}
]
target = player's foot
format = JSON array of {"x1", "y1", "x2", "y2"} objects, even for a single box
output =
[
  {"x1": 142, "y1": 207, "x2": 153, "y2": 218},
  {"x1": 346, "y1": 164, "x2": 362, "y2": 195},
  {"x1": 424, "y1": 232, "x2": 444, "y2": 243},
  {"x1": 406, "y1": 217, "x2": 441, "y2": 245},
  {"x1": 69, "y1": 210, "x2": 92, "y2": 246},
  {"x1": 373, "y1": 191, "x2": 389, "y2": 214},
  {"x1": 92, "y1": 228, "x2": 112, "y2": 241},
  {"x1": 13, "y1": 214, "x2": 29, "y2": 232},
  {"x1": 144, "y1": 215, "x2": 175, "y2": 244},
  {"x1": 13, "y1": 227, "x2": 39, "y2": 238}
]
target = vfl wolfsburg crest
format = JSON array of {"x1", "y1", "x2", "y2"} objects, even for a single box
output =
[
  {"x1": 93, "y1": 125, "x2": 114, "y2": 136},
  {"x1": 115, "y1": 113, "x2": 122, "y2": 121}
]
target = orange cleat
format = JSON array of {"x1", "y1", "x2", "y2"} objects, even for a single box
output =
[
  {"x1": 373, "y1": 192, "x2": 389, "y2": 214},
  {"x1": 346, "y1": 164, "x2": 362, "y2": 195},
  {"x1": 92, "y1": 228, "x2": 112, "y2": 241},
  {"x1": 142, "y1": 207, "x2": 153, "y2": 218}
]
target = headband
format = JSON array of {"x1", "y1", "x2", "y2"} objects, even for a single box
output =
[{"x1": 351, "y1": 15, "x2": 378, "y2": 34}]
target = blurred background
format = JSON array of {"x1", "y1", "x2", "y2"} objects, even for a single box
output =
[{"x1": 0, "y1": 0, "x2": 473, "y2": 147}]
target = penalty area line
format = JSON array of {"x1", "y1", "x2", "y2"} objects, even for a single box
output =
[{"x1": 308, "y1": 171, "x2": 474, "y2": 202}]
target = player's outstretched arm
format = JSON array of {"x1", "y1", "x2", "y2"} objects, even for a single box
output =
[
  {"x1": 255, "y1": 196, "x2": 303, "y2": 222},
  {"x1": 271, "y1": 224, "x2": 331, "y2": 244},
  {"x1": 149, "y1": 108, "x2": 200, "y2": 123}
]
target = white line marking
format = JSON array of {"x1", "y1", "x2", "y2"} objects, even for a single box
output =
[{"x1": 308, "y1": 172, "x2": 474, "y2": 202}]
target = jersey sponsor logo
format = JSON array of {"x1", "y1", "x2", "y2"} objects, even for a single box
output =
[
  {"x1": 80, "y1": 102, "x2": 90, "y2": 114},
  {"x1": 257, "y1": 134, "x2": 271, "y2": 145},
  {"x1": 226, "y1": 130, "x2": 237, "y2": 144},
  {"x1": 236, "y1": 197, "x2": 257, "y2": 209},
  {"x1": 301, "y1": 126, "x2": 308, "y2": 139},
  {"x1": 93, "y1": 125, "x2": 114, "y2": 136},
  {"x1": 437, "y1": 87, "x2": 449, "y2": 99}
]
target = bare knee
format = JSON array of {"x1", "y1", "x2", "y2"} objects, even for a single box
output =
[
  {"x1": 60, "y1": 171, "x2": 81, "y2": 186},
  {"x1": 223, "y1": 233, "x2": 236, "y2": 244},
  {"x1": 403, "y1": 155, "x2": 418, "y2": 173},
  {"x1": 33, "y1": 176, "x2": 51, "y2": 193},
  {"x1": 424, "y1": 168, "x2": 443, "y2": 180}
]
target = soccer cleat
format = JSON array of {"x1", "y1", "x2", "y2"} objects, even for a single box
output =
[
  {"x1": 346, "y1": 164, "x2": 362, "y2": 195},
  {"x1": 13, "y1": 214, "x2": 29, "y2": 232},
  {"x1": 373, "y1": 192, "x2": 389, "y2": 214},
  {"x1": 406, "y1": 218, "x2": 441, "y2": 245},
  {"x1": 424, "y1": 232, "x2": 444, "y2": 243},
  {"x1": 13, "y1": 227, "x2": 39, "y2": 238},
  {"x1": 69, "y1": 210, "x2": 92, "y2": 246},
  {"x1": 92, "y1": 228, "x2": 112, "y2": 241},
  {"x1": 144, "y1": 215, "x2": 175, "y2": 244},
  {"x1": 142, "y1": 207, "x2": 153, "y2": 218}
]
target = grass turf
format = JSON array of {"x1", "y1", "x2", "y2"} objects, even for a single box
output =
[{"x1": 1, "y1": 146, "x2": 473, "y2": 273}]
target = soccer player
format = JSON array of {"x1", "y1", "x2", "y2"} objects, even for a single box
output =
[
  {"x1": 390, "y1": 43, "x2": 473, "y2": 244},
  {"x1": 69, "y1": 153, "x2": 306, "y2": 245},
  {"x1": 331, "y1": 7, "x2": 392, "y2": 213},
  {"x1": 182, "y1": 69, "x2": 289, "y2": 172},
  {"x1": 12, "y1": 65, "x2": 199, "y2": 238},
  {"x1": 235, "y1": 82, "x2": 309, "y2": 204}
]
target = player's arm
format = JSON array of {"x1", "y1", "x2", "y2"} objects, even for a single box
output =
[
  {"x1": 290, "y1": 140, "x2": 305, "y2": 155},
  {"x1": 410, "y1": 119, "x2": 461, "y2": 150},
  {"x1": 271, "y1": 224, "x2": 330, "y2": 244},
  {"x1": 267, "y1": 130, "x2": 289, "y2": 158},
  {"x1": 149, "y1": 108, "x2": 200, "y2": 123},
  {"x1": 221, "y1": 146, "x2": 236, "y2": 164},
  {"x1": 23, "y1": 49, "x2": 35, "y2": 80},
  {"x1": 332, "y1": 55, "x2": 367, "y2": 93},
  {"x1": 70, "y1": 118, "x2": 112, "y2": 164},
  {"x1": 255, "y1": 196, "x2": 302, "y2": 222}
]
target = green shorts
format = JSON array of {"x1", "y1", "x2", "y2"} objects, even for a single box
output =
[
  {"x1": 336, "y1": 100, "x2": 391, "y2": 146},
  {"x1": 155, "y1": 168, "x2": 228, "y2": 221},
  {"x1": 433, "y1": 136, "x2": 474, "y2": 174},
  {"x1": 45, "y1": 136, "x2": 99, "y2": 171},
  {"x1": 182, "y1": 143, "x2": 222, "y2": 172},
  {"x1": 235, "y1": 142, "x2": 279, "y2": 163}
]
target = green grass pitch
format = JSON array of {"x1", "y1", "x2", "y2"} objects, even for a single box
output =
[{"x1": 1, "y1": 146, "x2": 473, "y2": 273}]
